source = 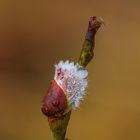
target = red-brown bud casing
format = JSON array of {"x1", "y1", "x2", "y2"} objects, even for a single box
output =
[{"x1": 41, "y1": 80, "x2": 67, "y2": 118}]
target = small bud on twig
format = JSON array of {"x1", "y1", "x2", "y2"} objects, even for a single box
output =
[{"x1": 79, "y1": 16, "x2": 103, "y2": 67}]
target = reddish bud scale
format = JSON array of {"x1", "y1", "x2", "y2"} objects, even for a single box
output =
[{"x1": 41, "y1": 80, "x2": 67, "y2": 118}]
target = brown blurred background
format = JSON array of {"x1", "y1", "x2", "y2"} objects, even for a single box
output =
[{"x1": 0, "y1": 0, "x2": 140, "y2": 140}]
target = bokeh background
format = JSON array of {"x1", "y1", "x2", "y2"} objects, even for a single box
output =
[{"x1": 0, "y1": 0, "x2": 140, "y2": 140}]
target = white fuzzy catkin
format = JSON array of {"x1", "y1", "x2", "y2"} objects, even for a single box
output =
[{"x1": 54, "y1": 60, "x2": 88, "y2": 109}]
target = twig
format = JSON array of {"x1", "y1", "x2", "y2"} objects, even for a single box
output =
[{"x1": 41, "y1": 16, "x2": 103, "y2": 140}]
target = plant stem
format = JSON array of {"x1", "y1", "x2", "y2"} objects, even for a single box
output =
[
  {"x1": 50, "y1": 16, "x2": 102, "y2": 140},
  {"x1": 50, "y1": 112, "x2": 71, "y2": 140}
]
